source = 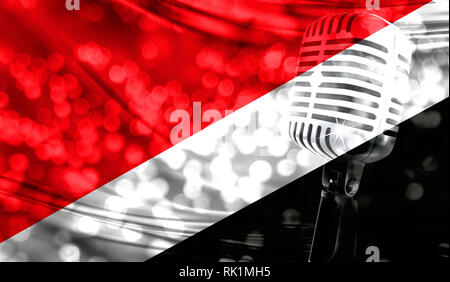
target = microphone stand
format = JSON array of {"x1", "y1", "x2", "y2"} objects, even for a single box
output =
[{"x1": 308, "y1": 160, "x2": 364, "y2": 262}]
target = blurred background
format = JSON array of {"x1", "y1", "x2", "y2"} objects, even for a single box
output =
[{"x1": 0, "y1": 0, "x2": 448, "y2": 261}]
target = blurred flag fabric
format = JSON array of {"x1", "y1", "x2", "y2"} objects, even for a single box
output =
[{"x1": 0, "y1": 0, "x2": 442, "y2": 258}]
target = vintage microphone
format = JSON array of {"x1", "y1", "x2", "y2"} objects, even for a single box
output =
[{"x1": 288, "y1": 13, "x2": 413, "y2": 262}]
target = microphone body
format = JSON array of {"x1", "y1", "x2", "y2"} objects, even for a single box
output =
[
  {"x1": 288, "y1": 13, "x2": 412, "y2": 262},
  {"x1": 289, "y1": 12, "x2": 412, "y2": 162}
]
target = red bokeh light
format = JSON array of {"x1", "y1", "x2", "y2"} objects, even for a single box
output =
[
  {"x1": 0, "y1": 92, "x2": 9, "y2": 108},
  {"x1": 8, "y1": 153, "x2": 29, "y2": 171}
]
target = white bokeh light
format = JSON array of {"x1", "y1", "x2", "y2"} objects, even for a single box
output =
[
  {"x1": 137, "y1": 178, "x2": 169, "y2": 201},
  {"x1": 277, "y1": 159, "x2": 297, "y2": 177},
  {"x1": 249, "y1": 160, "x2": 272, "y2": 183},
  {"x1": 59, "y1": 244, "x2": 80, "y2": 262},
  {"x1": 121, "y1": 225, "x2": 143, "y2": 242},
  {"x1": 162, "y1": 149, "x2": 187, "y2": 170},
  {"x1": 76, "y1": 216, "x2": 100, "y2": 236}
]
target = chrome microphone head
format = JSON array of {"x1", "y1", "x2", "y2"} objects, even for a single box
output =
[{"x1": 289, "y1": 13, "x2": 413, "y2": 164}]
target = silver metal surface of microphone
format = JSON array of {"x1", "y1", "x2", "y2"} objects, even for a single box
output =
[{"x1": 289, "y1": 12, "x2": 413, "y2": 163}]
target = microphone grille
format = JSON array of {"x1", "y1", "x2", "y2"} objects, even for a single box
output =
[{"x1": 289, "y1": 13, "x2": 412, "y2": 161}]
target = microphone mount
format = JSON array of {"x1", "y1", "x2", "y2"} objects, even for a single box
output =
[
  {"x1": 308, "y1": 160, "x2": 364, "y2": 262},
  {"x1": 322, "y1": 160, "x2": 364, "y2": 197}
]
